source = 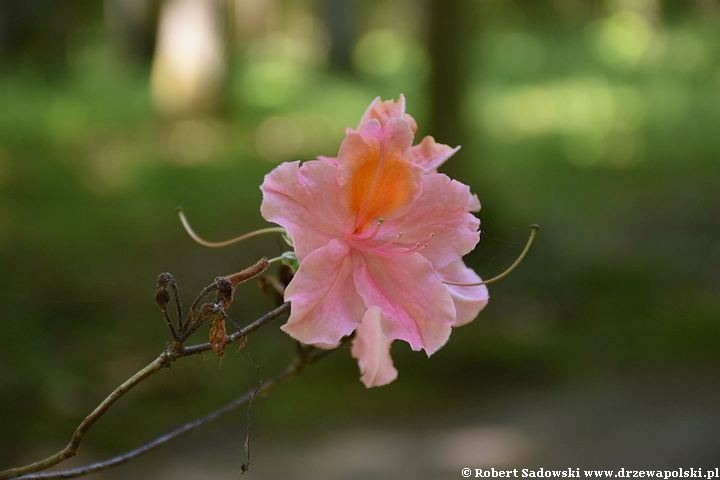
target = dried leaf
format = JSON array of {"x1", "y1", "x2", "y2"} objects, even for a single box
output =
[{"x1": 209, "y1": 318, "x2": 228, "y2": 358}]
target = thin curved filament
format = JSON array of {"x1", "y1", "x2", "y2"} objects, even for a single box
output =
[
  {"x1": 445, "y1": 224, "x2": 540, "y2": 287},
  {"x1": 177, "y1": 207, "x2": 287, "y2": 248}
]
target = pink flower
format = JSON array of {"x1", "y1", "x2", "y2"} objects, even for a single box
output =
[{"x1": 260, "y1": 95, "x2": 488, "y2": 387}]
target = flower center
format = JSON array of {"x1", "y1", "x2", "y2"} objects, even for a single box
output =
[{"x1": 345, "y1": 219, "x2": 434, "y2": 257}]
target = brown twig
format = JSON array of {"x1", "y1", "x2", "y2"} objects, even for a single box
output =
[
  {"x1": 0, "y1": 353, "x2": 172, "y2": 480},
  {"x1": 12, "y1": 344, "x2": 329, "y2": 479},
  {"x1": 0, "y1": 297, "x2": 289, "y2": 480},
  {"x1": 181, "y1": 302, "x2": 290, "y2": 357}
]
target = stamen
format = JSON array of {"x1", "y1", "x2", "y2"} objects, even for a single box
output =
[
  {"x1": 177, "y1": 207, "x2": 287, "y2": 248},
  {"x1": 365, "y1": 232, "x2": 434, "y2": 256},
  {"x1": 375, "y1": 242, "x2": 426, "y2": 256},
  {"x1": 444, "y1": 224, "x2": 540, "y2": 287},
  {"x1": 364, "y1": 232, "x2": 403, "y2": 253},
  {"x1": 355, "y1": 218, "x2": 385, "y2": 241}
]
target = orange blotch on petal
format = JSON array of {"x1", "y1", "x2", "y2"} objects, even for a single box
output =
[{"x1": 338, "y1": 119, "x2": 421, "y2": 232}]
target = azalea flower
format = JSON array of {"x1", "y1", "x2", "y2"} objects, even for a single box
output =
[{"x1": 260, "y1": 95, "x2": 488, "y2": 387}]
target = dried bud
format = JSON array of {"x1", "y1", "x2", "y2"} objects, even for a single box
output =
[
  {"x1": 214, "y1": 277, "x2": 234, "y2": 311},
  {"x1": 154, "y1": 272, "x2": 174, "y2": 307},
  {"x1": 156, "y1": 272, "x2": 174, "y2": 288},
  {"x1": 154, "y1": 288, "x2": 170, "y2": 307},
  {"x1": 209, "y1": 318, "x2": 228, "y2": 358},
  {"x1": 213, "y1": 258, "x2": 270, "y2": 312}
]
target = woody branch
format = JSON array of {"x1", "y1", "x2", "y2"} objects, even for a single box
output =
[{"x1": 0, "y1": 258, "x2": 295, "y2": 480}]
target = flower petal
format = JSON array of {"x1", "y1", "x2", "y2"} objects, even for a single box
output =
[
  {"x1": 466, "y1": 193, "x2": 481, "y2": 213},
  {"x1": 317, "y1": 155, "x2": 337, "y2": 165},
  {"x1": 282, "y1": 239, "x2": 365, "y2": 345},
  {"x1": 357, "y1": 94, "x2": 417, "y2": 133},
  {"x1": 380, "y1": 174, "x2": 480, "y2": 270},
  {"x1": 337, "y1": 118, "x2": 422, "y2": 233},
  {"x1": 437, "y1": 259, "x2": 489, "y2": 327},
  {"x1": 353, "y1": 252, "x2": 454, "y2": 354},
  {"x1": 351, "y1": 308, "x2": 398, "y2": 388},
  {"x1": 408, "y1": 136, "x2": 460, "y2": 173},
  {"x1": 260, "y1": 160, "x2": 352, "y2": 260}
]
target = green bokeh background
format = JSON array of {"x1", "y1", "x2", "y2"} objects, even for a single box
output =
[{"x1": 1, "y1": 0, "x2": 719, "y2": 474}]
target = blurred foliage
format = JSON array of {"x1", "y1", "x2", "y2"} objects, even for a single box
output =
[{"x1": 1, "y1": 0, "x2": 720, "y2": 470}]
